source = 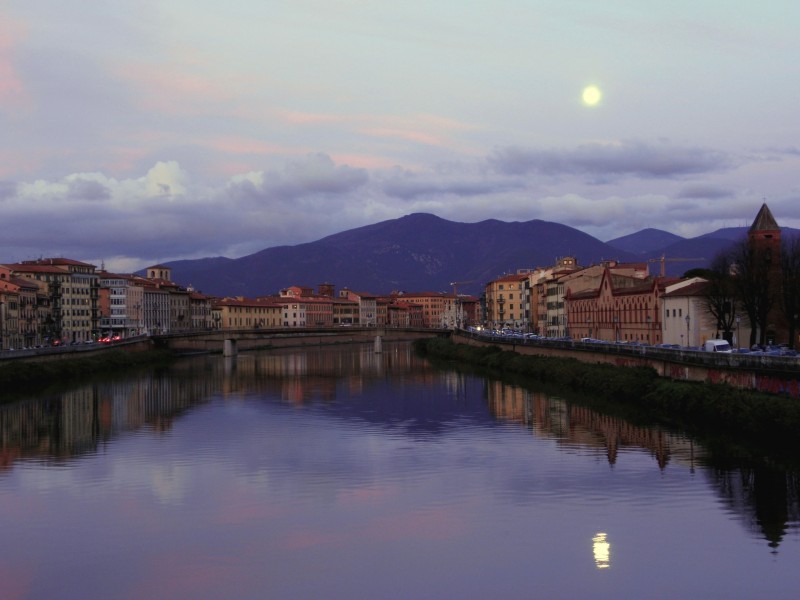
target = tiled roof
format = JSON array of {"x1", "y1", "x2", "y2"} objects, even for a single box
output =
[
  {"x1": 4, "y1": 263, "x2": 70, "y2": 274},
  {"x1": 23, "y1": 257, "x2": 95, "y2": 267},
  {"x1": 661, "y1": 280, "x2": 709, "y2": 298}
]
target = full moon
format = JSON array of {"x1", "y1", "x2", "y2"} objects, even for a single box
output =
[{"x1": 582, "y1": 85, "x2": 602, "y2": 106}]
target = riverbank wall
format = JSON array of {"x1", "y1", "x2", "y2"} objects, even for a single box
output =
[{"x1": 453, "y1": 331, "x2": 800, "y2": 398}]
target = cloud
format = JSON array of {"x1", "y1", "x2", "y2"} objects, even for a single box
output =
[
  {"x1": 0, "y1": 16, "x2": 27, "y2": 107},
  {"x1": 145, "y1": 161, "x2": 188, "y2": 198},
  {"x1": 0, "y1": 155, "x2": 377, "y2": 268},
  {"x1": 0, "y1": 141, "x2": 794, "y2": 274},
  {"x1": 675, "y1": 184, "x2": 734, "y2": 200},
  {"x1": 487, "y1": 140, "x2": 734, "y2": 180},
  {"x1": 227, "y1": 153, "x2": 369, "y2": 204},
  {"x1": 0, "y1": 181, "x2": 18, "y2": 200},
  {"x1": 66, "y1": 177, "x2": 112, "y2": 201},
  {"x1": 381, "y1": 169, "x2": 520, "y2": 200}
]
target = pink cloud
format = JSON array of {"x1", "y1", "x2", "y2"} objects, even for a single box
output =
[
  {"x1": 114, "y1": 61, "x2": 237, "y2": 116},
  {"x1": 0, "y1": 17, "x2": 28, "y2": 108},
  {"x1": 281, "y1": 110, "x2": 346, "y2": 125},
  {"x1": 0, "y1": 148, "x2": 40, "y2": 178},
  {"x1": 360, "y1": 127, "x2": 444, "y2": 146},
  {"x1": 205, "y1": 136, "x2": 290, "y2": 156},
  {"x1": 330, "y1": 152, "x2": 402, "y2": 170}
]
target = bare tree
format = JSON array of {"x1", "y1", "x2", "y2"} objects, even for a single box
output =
[
  {"x1": 705, "y1": 252, "x2": 738, "y2": 343},
  {"x1": 728, "y1": 238, "x2": 777, "y2": 347}
]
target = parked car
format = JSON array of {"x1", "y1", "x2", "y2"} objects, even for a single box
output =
[{"x1": 704, "y1": 339, "x2": 732, "y2": 353}]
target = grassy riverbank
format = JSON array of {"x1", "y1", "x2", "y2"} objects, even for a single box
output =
[
  {"x1": 414, "y1": 337, "x2": 800, "y2": 453},
  {"x1": 0, "y1": 349, "x2": 176, "y2": 398}
]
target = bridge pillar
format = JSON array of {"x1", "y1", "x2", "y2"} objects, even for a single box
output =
[
  {"x1": 374, "y1": 335, "x2": 383, "y2": 353},
  {"x1": 224, "y1": 338, "x2": 238, "y2": 357}
]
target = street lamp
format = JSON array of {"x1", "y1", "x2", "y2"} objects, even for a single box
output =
[
  {"x1": 685, "y1": 314, "x2": 691, "y2": 348},
  {"x1": 736, "y1": 315, "x2": 741, "y2": 349}
]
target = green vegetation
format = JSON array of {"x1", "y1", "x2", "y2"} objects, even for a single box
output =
[
  {"x1": 414, "y1": 337, "x2": 800, "y2": 453},
  {"x1": 0, "y1": 349, "x2": 176, "y2": 398}
]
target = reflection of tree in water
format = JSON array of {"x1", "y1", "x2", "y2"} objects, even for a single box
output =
[
  {"x1": 486, "y1": 378, "x2": 800, "y2": 551},
  {"x1": 708, "y1": 466, "x2": 800, "y2": 551}
]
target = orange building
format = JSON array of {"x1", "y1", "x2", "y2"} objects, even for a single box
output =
[{"x1": 388, "y1": 291, "x2": 454, "y2": 328}]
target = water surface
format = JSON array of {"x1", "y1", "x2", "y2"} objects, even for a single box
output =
[{"x1": 1, "y1": 342, "x2": 799, "y2": 599}]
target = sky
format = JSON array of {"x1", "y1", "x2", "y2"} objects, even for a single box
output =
[{"x1": 2, "y1": 1, "x2": 799, "y2": 272}]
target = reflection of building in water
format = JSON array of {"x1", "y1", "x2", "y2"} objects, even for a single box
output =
[
  {"x1": 485, "y1": 378, "x2": 800, "y2": 551},
  {"x1": 485, "y1": 380, "x2": 680, "y2": 468},
  {"x1": 0, "y1": 371, "x2": 214, "y2": 470},
  {"x1": 218, "y1": 342, "x2": 437, "y2": 407}
]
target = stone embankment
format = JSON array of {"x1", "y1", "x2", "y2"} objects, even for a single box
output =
[{"x1": 453, "y1": 330, "x2": 800, "y2": 398}]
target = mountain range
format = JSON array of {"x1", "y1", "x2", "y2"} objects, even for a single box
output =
[{"x1": 160, "y1": 213, "x2": 798, "y2": 297}]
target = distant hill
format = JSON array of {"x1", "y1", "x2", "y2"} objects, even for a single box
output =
[
  {"x1": 606, "y1": 228, "x2": 685, "y2": 255},
  {"x1": 641, "y1": 226, "x2": 800, "y2": 277},
  {"x1": 159, "y1": 214, "x2": 800, "y2": 297},
  {"x1": 698, "y1": 227, "x2": 749, "y2": 241},
  {"x1": 165, "y1": 213, "x2": 637, "y2": 297}
]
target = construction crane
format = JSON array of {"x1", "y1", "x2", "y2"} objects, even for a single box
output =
[{"x1": 648, "y1": 254, "x2": 705, "y2": 278}]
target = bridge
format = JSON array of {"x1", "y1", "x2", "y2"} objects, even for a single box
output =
[
  {"x1": 0, "y1": 327, "x2": 445, "y2": 365},
  {"x1": 152, "y1": 326, "x2": 442, "y2": 356}
]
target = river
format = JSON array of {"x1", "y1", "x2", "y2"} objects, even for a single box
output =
[{"x1": 1, "y1": 342, "x2": 799, "y2": 599}]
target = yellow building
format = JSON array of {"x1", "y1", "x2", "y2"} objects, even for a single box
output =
[
  {"x1": 484, "y1": 273, "x2": 529, "y2": 330},
  {"x1": 214, "y1": 297, "x2": 284, "y2": 329}
]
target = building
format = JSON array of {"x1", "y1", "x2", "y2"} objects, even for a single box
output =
[
  {"x1": 747, "y1": 203, "x2": 786, "y2": 345},
  {"x1": 566, "y1": 266, "x2": 676, "y2": 344},
  {"x1": 531, "y1": 257, "x2": 582, "y2": 337},
  {"x1": 6, "y1": 258, "x2": 99, "y2": 343},
  {"x1": 659, "y1": 278, "x2": 746, "y2": 348},
  {"x1": 98, "y1": 272, "x2": 145, "y2": 338},
  {"x1": 338, "y1": 289, "x2": 378, "y2": 327},
  {"x1": 1, "y1": 263, "x2": 65, "y2": 345},
  {"x1": 213, "y1": 297, "x2": 283, "y2": 329},
  {"x1": 388, "y1": 291, "x2": 454, "y2": 329},
  {"x1": 484, "y1": 274, "x2": 529, "y2": 330}
]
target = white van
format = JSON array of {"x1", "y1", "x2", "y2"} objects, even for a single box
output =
[{"x1": 704, "y1": 339, "x2": 732, "y2": 353}]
